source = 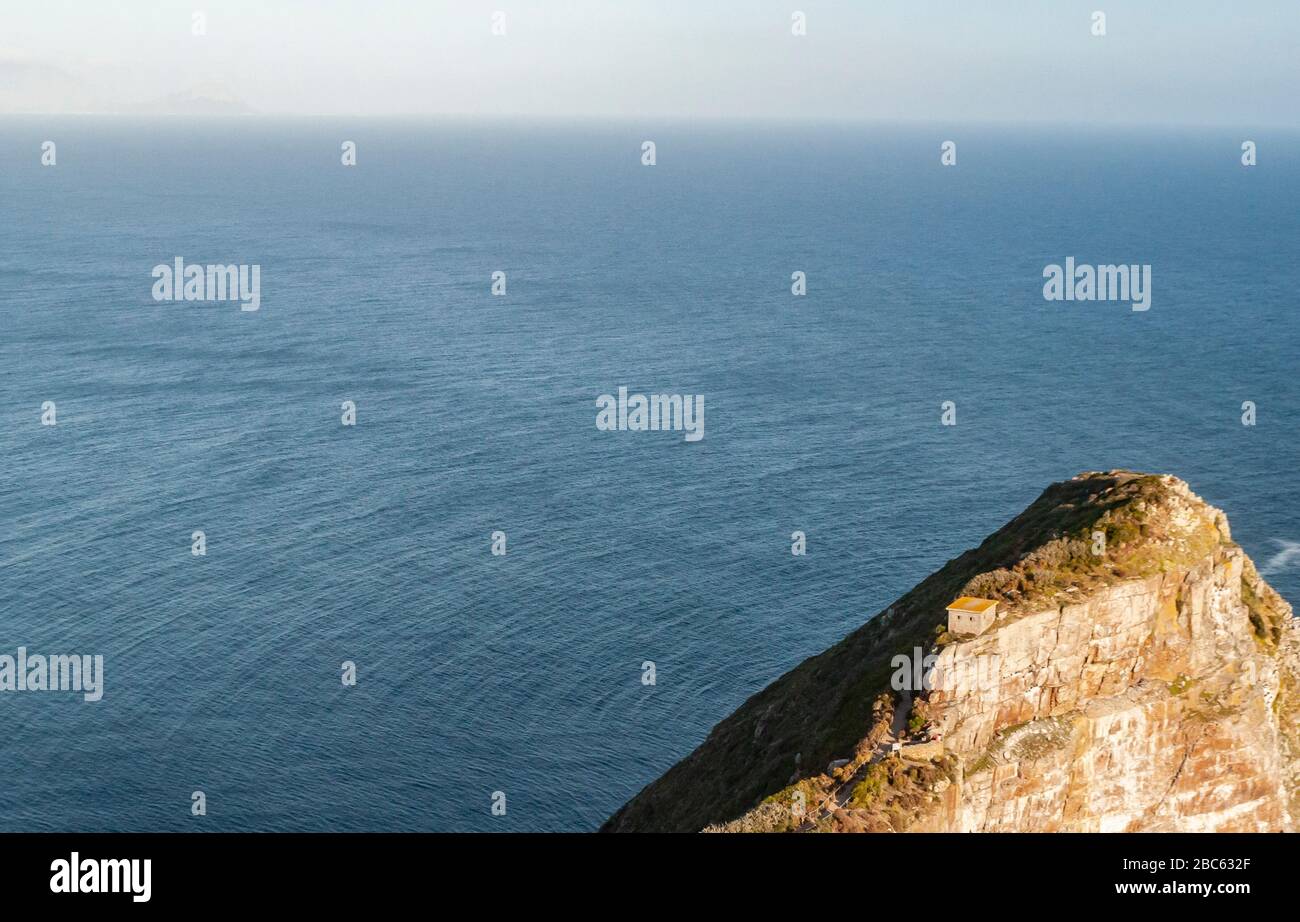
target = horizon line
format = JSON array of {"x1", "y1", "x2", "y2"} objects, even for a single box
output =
[{"x1": 2, "y1": 112, "x2": 1296, "y2": 133}]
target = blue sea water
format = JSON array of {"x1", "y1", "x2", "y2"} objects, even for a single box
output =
[{"x1": 1, "y1": 118, "x2": 1298, "y2": 831}]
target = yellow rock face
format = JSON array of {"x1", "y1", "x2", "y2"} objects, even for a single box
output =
[{"x1": 918, "y1": 540, "x2": 1296, "y2": 831}]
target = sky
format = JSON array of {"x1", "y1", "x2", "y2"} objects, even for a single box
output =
[{"x1": 1, "y1": 1, "x2": 1297, "y2": 125}]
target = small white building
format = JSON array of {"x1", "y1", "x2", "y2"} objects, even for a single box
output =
[{"x1": 946, "y1": 596, "x2": 998, "y2": 636}]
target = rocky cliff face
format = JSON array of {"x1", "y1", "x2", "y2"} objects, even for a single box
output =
[{"x1": 602, "y1": 472, "x2": 1300, "y2": 833}]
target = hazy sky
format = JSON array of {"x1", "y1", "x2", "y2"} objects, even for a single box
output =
[{"x1": 2, "y1": 1, "x2": 1297, "y2": 125}]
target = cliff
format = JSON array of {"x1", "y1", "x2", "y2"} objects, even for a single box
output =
[{"x1": 602, "y1": 471, "x2": 1300, "y2": 832}]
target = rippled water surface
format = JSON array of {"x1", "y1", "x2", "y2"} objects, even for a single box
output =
[{"x1": 2, "y1": 119, "x2": 1298, "y2": 829}]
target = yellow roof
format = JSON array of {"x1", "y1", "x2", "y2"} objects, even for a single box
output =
[{"x1": 946, "y1": 596, "x2": 998, "y2": 613}]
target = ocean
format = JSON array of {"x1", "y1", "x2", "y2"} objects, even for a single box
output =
[{"x1": 2, "y1": 117, "x2": 1298, "y2": 831}]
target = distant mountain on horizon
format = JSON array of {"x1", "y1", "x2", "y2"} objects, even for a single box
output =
[
  {"x1": 0, "y1": 58, "x2": 104, "y2": 114},
  {"x1": 0, "y1": 56, "x2": 254, "y2": 115},
  {"x1": 122, "y1": 81, "x2": 256, "y2": 116}
]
